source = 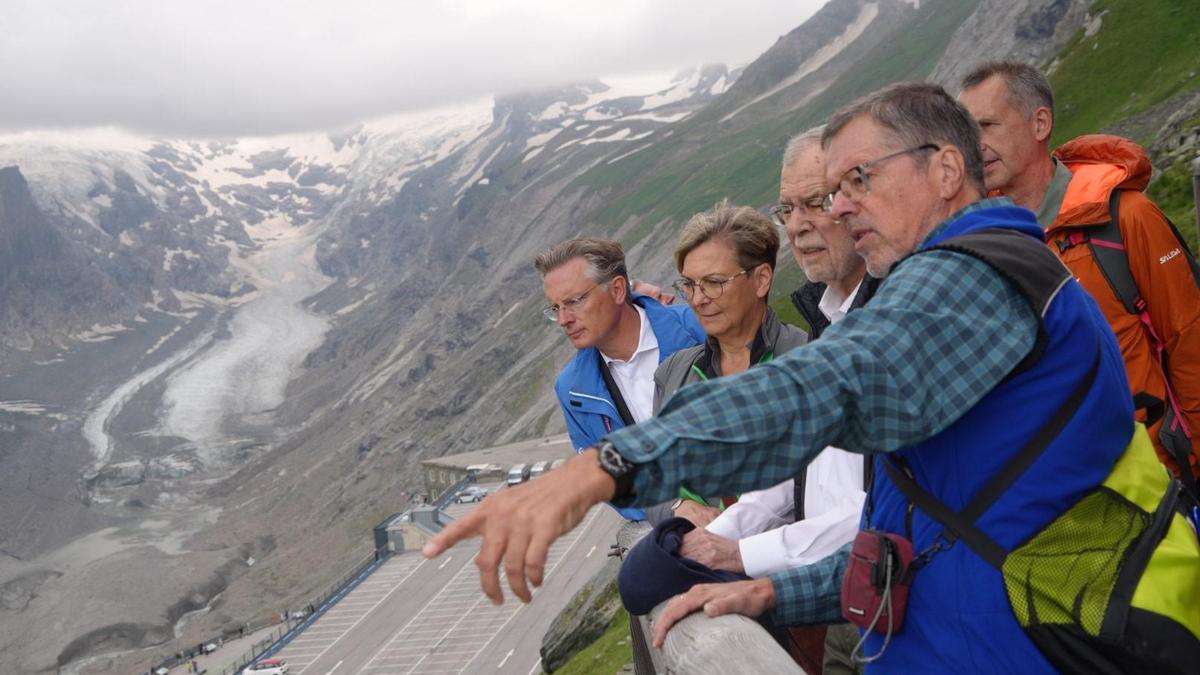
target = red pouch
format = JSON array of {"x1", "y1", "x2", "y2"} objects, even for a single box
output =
[{"x1": 841, "y1": 529, "x2": 915, "y2": 634}]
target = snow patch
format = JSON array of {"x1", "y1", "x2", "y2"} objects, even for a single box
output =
[
  {"x1": 618, "y1": 111, "x2": 693, "y2": 124},
  {"x1": 587, "y1": 71, "x2": 678, "y2": 107},
  {"x1": 491, "y1": 301, "x2": 523, "y2": 329},
  {"x1": 642, "y1": 69, "x2": 703, "y2": 109},
  {"x1": 581, "y1": 128, "x2": 645, "y2": 145},
  {"x1": 162, "y1": 247, "x2": 200, "y2": 272},
  {"x1": 145, "y1": 324, "x2": 185, "y2": 357},
  {"x1": 523, "y1": 128, "x2": 563, "y2": 151},
  {"x1": 454, "y1": 138, "x2": 507, "y2": 197},
  {"x1": 0, "y1": 400, "x2": 67, "y2": 420},
  {"x1": 709, "y1": 75, "x2": 729, "y2": 96},
  {"x1": 335, "y1": 293, "x2": 374, "y2": 316},
  {"x1": 583, "y1": 108, "x2": 620, "y2": 122},
  {"x1": 537, "y1": 101, "x2": 570, "y2": 121},
  {"x1": 606, "y1": 143, "x2": 654, "y2": 164},
  {"x1": 77, "y1": 323, "x2": 131, "y2": 342}
]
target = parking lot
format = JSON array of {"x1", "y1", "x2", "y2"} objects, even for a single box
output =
[{"x1": 271, "y1": 495, "x2": 622, "y2": 675}]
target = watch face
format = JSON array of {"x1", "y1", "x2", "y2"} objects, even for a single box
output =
[{"x1": 599, "y1": 443, "x2": 630, "y2": 476}]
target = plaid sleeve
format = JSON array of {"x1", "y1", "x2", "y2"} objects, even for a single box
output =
[
  {"x1": 768, "y1": 542, "x2": 851, "y2": 626},
  {"x1": 608, "y1": 250, "x2": 1038, "y2": 505}
]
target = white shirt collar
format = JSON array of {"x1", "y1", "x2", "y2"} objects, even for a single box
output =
[
  {"x1": 817, "y1": 278, "x2": 863, "y2": 325},
  {"x1": 601, "y1": 304, "x2": 658, "y2": 365}
]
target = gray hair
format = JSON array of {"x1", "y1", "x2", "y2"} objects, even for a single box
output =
[
  {"x1": 533, "y1": 237, "x2": 629, "y2": 285},
  {"x1": 674, "y1": 200, "x2": 780, "y2": 274},
  {"x1": 822, "y1": 82, "x2": 985, "y2": 194},
  {"x1": 961, "y1": 60, "x2": 1055, "y2": 119},
  {"x1": 781, "y1": 125, "x2": 826, "y2": 170}
]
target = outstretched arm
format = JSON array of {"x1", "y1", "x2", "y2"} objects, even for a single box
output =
[{"x1": 424, "y1": 252, "x2": 1036, "y2": 605}]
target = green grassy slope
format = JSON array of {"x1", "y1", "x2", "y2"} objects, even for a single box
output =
[
  {"x1": 770, "y1": 254, "x2": 809, "y2": 329},
  {"x1": 552, "y1": 610, "x2": 633, "y2": 675},
  {"x1": 1147, "y1": 157, "x2": 1200, "y2": 252},
  {"x1": 1049, "y1": 0, "x2": 1200, "y2": 145},
  {"x1": 574, "y1": 0, "x2": 981, "y2": 248},
  {"x1": 1049, "y1": 0, "x2": 1200, "y2": 251}
]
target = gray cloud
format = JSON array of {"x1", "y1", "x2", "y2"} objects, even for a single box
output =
[{"x1": 0, "y1": 0, "x2": 826, "y2": 137}]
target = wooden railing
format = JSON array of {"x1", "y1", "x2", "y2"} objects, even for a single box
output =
[{"x1": 618, "y1": 523, "x2": 806, "y2": 675}]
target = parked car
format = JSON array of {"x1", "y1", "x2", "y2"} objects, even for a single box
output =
[
  {"x1": 529, "y1": 461, "x2": 550, "y2": 479},
  {"x1": 242, "y1": 658, "x2": 289, "y2": 675},
  {"x1": 506, "y1": 463, "x2": 531, "y2": 486},
  {"x1": 550, "y1": 458, "x2": 567, "y2": 471},
  {"x1": 454, "y1": 486, "x2": 488, "y2": 503}
]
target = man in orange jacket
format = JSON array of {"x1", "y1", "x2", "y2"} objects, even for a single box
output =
[{"x1": 959, "y1": 61, "x2": 1200, "y2": 490}]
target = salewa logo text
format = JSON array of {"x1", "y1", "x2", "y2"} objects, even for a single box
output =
[{"x1": 1160, "y1": 248, "x2": 1181, "y2": 264}]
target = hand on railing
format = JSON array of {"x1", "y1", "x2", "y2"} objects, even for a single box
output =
[{"x1": 652, "y1": 578, "x2": 777, "y2": 647}]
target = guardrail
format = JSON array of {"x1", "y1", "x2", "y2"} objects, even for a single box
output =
[
  {"x1": 148, "y1": 547, "x2": 384, "y2": 675},
  {"x1": 223, "y1": 548, "x2": 386, "y2": 673},
  {"x1": 215, "y1": 622, "x2": 292, "y2": 675},
  {"x1": 432, "y1": 473, "x2": 476, "y2": 511},
  {"x1": 617, "y1": 522, "x2": 805, "y2": 675},
  {"x1": 146, "y1": 613, "x2": 291, "y2": 675}
]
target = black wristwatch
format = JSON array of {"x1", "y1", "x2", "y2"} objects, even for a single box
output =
[{"x1": 595, "y1": 440, "x2": 637, "y2": 503}]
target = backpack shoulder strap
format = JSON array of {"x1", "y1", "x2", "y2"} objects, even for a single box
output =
[
  {"x1": 1081, "y1": 189, "x2": 1200, "y2": 312},
  {"x1": 793, "y1": 470, "x2": 807, "y2": 522},
  {"x1": 925, "y1": 228, "x2": 1071, "y2": 378},
  {"x1": 883, "y1": 348, "x2": 1100, "y2": 569},
  {"x1": 598, "y1": 359, "x2": 637, "y2": 426},
  {"x1": 1085, "y1": 190, "x2": 1144, "y2": 315}
]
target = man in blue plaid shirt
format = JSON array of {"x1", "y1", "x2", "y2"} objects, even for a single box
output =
[{"x1": 426, "y1": 83, "x2": 1135, "y2": 672}]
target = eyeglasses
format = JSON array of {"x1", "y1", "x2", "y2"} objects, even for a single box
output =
[
  {"x1": 543, "y1": 282, "x2": 602, "y2": 322},
  {"x1": 821, "y1": 143, "x2": 940, "y2": 213},
  {"x1": 768, "y1": 195, "x2": 826, "y2": 227},
  {"x1": 671, "y1": 269, "x2": 751, "y2": 302}
]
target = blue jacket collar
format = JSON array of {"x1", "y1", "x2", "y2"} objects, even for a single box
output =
[
  {"x1": 563, "y1": 294, "x2": 702, "y2": 405},
  {"x1": 920, "y1": 197, "x2": 1042, "y2": 250}
]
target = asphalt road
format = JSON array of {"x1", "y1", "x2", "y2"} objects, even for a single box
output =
[{"x1": 271, "y1": 498, "x2": 623, "y2": 675}]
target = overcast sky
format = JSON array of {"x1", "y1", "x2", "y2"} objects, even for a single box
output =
[{"x1": 0, "y1": 0, "x2": 827, "y2": 138}]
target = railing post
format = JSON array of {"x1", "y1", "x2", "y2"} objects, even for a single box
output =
[
  {"x1": 616, "y1": 522, "x2": 804, "y2": 674},
  {"x1": 1191, "y1": 155, "x2": 1200, "y2": 245}
]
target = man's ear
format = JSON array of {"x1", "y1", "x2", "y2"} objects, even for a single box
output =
[
  {"x1": 933, "y1": 146, "x2": 967, "y2": 200},
  {"x1": 611, "y1": 275, "x2": 629, "y2": 304},
  {"x1": 1032, "y1": 106, "x2": 1053, "y2": 144}
]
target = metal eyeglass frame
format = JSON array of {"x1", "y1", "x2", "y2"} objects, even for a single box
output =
[{"x1": 821, "y1": 143, "x2": 940, "y2": 213}]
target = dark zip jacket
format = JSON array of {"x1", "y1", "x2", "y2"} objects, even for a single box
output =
[{"x1": 790, "y1": 275, "x2": 882, "y2": 339}]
